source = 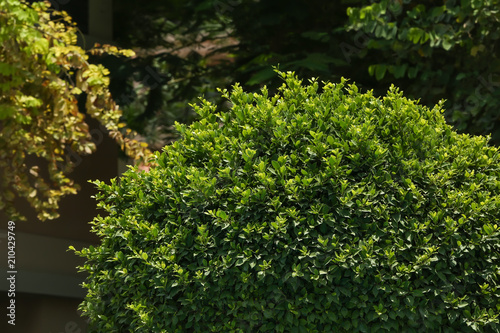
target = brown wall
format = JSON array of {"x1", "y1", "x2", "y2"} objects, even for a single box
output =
[{"x1": 1, "y1": 118, "x2": 119, "y2": 332}]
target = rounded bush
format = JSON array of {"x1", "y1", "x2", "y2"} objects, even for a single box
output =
[{"x1": 76, "y1": 72, "x2": 500, "y2": 332}]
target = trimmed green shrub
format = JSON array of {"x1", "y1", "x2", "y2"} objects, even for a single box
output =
[{"x1": 74, "y1": 71, "x2": 500, "y2": 332}]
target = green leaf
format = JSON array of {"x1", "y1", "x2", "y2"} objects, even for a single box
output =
[
  {"x1": 442, "y1": 37, "x2": 453, "y2": 51},
  {"x1": 301, "y1": 31, "x2": 330, "y2": 43},
  {"x1": 375, "y1": 64, "x2": 387, "y2": 80},
  {"x1": 289, "y1": 53, "x2": 344, "y2": 72},
  {"x1": 392, "y1": 64, "x2": 407, "y2": 79},
  {"x1": 0, "y1": 104, "x2": 17, "y2": 120},
  {"x1": 246, "y1": 67, "x2": 276, "y2": 86},
  {"x1": 407, "y1": 67, "x2": 418, "y2": 79},
  {"x1": 0, "y1": 62, "x2": 16, "y2": 75}
]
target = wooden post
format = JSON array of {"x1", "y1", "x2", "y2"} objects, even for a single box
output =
[{"x1": 88, "y1": 0, "x2": 113, "y2": 41}]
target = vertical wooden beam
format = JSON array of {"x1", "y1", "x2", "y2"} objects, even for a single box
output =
[{"x1": 88, "y1": 0, "x2": 113, "y2": 41}]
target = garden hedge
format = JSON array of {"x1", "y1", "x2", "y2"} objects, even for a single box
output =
[{"x1": 74, "y1": 71, "x2": 500, "y2": 332}]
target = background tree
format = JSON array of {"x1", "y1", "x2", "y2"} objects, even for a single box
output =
[
  {"x1": 346, "y1": 0, "x2": 500, "y2": 142},
  {"x1": 104, "y1": 0, "x2": 500, "y2": 146},
  {"x1": 104, "y1": 0, "x2": 372, "y2": 147},
  {"x1": 0, "y1": 0, "x2": 150, "y2": 221}
]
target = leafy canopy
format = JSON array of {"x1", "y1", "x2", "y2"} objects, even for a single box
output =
[
  {"x1": 347, "y1": 0, "x2": 500, "y2": 142},
  {"x1": 105, "y1": 0, "x2": 358, "y2": 147},
  {"x1": 109, "y1": 0, "x2": 500, "y2": 147},
  {"x1": 0, "y1": 0, "x2": 151, "y2": 221},
  {"x1": 75, "y1": 71, "x2": 500, "y2": 332}
]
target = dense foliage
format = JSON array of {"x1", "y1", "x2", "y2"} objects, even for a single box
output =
[
  {"x1": 75, "y1": 72, "x2": 500, "y2": 332},
  {"x1": 0, "y1": 0, "x2": 150, "y2": 220},
  {"x1": 347, "y1": 0, "x2": 500, "y2": 142}
]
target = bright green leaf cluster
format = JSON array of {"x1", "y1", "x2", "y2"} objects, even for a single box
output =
[{"x1": 76, "y1": 71, "x2": 500, "y2": 332}]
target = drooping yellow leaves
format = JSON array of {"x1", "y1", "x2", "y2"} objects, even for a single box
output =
[
  {"x1": 90, "y1": 44, "x2": 136, "y2": 58},
  {"x1": 0, "y1": 0, "x2": 151, "y2": 221}
]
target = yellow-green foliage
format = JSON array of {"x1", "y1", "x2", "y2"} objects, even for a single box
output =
[
  {"x1": 0, "y1": 0, "x2": 150, "y2": 220},
  {"x1": 76, "y1": 72, "x2": 499, "y2": 332}
]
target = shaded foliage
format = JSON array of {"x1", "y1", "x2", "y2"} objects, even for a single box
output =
[
  {"x1": 347, "y1": 0, "x2": 500, "y2": 142},
  {"x1": 106, "y1": 0, "x2": 373, "y2": 147},
  {"x1": 104, "y1": 0, "x2": 500, "y2": 146}
]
